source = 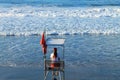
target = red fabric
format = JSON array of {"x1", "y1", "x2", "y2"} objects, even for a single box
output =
[
  {"x1": 40, "y1": 32, "x2": 47, "y2": 54},
  {"x1": 50, "y1": 63, "x2": 60, "y2": 68}
]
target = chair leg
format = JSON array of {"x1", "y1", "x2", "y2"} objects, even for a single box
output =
[
  {"x1": 44, "y1": 71, "x2": 49, "y2": 80},
  {"x1": 63, "y1": 71, "x2": 65, "y2": 80},
  {"x1": 59, "y1": 72, "x2": 62, "y2": 80}
]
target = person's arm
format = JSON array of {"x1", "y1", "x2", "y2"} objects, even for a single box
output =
[{"x1": 50, "y1": 53, "x2": 53, "y2": 60}]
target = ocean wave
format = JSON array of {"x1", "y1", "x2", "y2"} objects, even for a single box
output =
[
  {"x1": 0, "y1": 6, "x2": 120, "y2": 36},
  {"x1": 0, "y1": 62, "x2": 43, "y2": 68},
  {"x1": 0, "y1": 6, "x2": 120, "y2": 18}
]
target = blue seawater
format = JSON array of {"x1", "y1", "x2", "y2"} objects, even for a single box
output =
[
  {"x1": 0, "y1": 1, "x2": 120, "y2": 80},
  {"x1": 0, "y1": 0, "x2": 120, "y2": 7},
  {"x1": 0, "y1": 0, "x2": 120, "y2": 67},
  {"x1": 0, "y1": 35, "x2": 120, "y2": 69},
  {"x1": 0, "y1": 35, "x2": 120, "y2": 80},
  {"x1": 0, "y1": 0, "x2": 120, "y2": 35}
]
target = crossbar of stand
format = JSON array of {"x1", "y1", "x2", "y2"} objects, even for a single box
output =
[{"x1": 44, "y1": 60, "x2": 65, "y2": 80}]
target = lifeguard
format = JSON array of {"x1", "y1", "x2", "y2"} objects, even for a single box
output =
[{"x1": 50, "y1": 48, "x2": 60, "y2": 68}]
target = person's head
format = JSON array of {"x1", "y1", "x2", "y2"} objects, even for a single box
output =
[{"x1": 53, "y1": 48, "x2": 57, "y2": 58}]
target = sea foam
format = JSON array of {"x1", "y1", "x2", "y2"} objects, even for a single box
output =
[{"x1": 0, "y1": 6, "x2": 120, "y2": 36}]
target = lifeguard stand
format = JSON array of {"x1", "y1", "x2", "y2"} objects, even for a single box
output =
[{"x1": 44, "y1": 38, "x2": 65, "y2": 80}]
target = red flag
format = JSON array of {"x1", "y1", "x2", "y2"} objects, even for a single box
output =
[{"x1": 40, "y1": 32, "x2": 47, "y2": 54}]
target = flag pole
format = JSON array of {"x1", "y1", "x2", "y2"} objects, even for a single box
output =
[
  {"x1": 44, "y1": 25, "x2": 47, "y2": 40},
  {"x1": 43, "y1": 27, "x2": 47, "y2": 59},
  {"x1": 43, "y1": 27, "x2": 46, "y2": 78}
]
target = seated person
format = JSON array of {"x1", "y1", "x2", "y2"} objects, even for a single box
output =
[{"x1": 50, "y1": 48, "x2": 60, "y2": 68}]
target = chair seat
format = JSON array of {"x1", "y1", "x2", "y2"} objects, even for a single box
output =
[{"x1": 45, "y1": 60, "x2": 64, "y2": 71}]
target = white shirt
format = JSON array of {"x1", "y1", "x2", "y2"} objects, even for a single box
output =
[{"x1": 50, "y1": 53, "x2": 59, "y2": 61}]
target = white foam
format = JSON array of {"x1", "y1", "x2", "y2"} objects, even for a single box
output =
[{"x1": 0, "y1": 6, "x2": 120, "y2": 36}]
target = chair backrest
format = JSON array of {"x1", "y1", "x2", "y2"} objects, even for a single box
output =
[{"x1": 45, "y1": 60, "x2": 64, "y2": 71}]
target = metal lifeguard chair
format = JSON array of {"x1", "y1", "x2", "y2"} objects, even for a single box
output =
[{"x1": 43, "y1": 38, "x2": 65, "y2": 80}]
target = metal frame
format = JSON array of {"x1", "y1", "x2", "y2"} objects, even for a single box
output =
[{"x1": 44, "y1": 38, "x2": 65, "y2": 80}]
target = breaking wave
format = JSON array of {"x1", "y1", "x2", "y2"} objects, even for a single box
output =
[{"x1": 0, "y1": 6, "x2": 120, "y2": 36}]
